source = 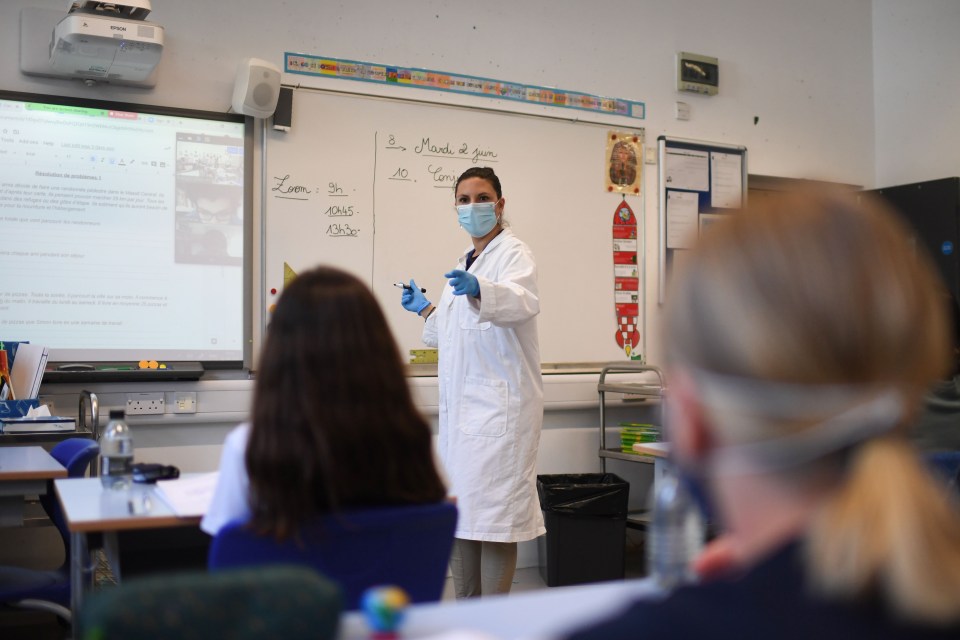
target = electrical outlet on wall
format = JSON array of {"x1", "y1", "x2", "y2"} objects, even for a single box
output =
[{"x1": 126, "y1": 392, "x2": 165, "y2": 415}]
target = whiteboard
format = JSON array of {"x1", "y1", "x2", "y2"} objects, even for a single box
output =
[{"x1": 264, "y1": 89, "x2": 645, "y2": 364}]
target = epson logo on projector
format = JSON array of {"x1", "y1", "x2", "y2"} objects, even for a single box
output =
[{"x1": 110, "y1": 25, "x2": 127, "y2": 31}]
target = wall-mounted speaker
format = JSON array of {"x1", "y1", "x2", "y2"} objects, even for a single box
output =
[{"x1": 232, "y1": 57, "x2": 281, "y2": 118}]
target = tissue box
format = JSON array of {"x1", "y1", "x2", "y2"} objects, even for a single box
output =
[{"x1": 0, "y1": 399, "x2": 41, "y2": 419}]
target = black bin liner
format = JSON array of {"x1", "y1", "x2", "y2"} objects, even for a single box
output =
[{"x1": 537, "y1": 473, "x2": 629, "y2": 587}]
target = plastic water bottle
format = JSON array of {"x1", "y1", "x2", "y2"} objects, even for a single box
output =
[
  {"x1": 100, "y1": 409, "x2": 133, "y2": 490},
  {"x1": 648, "y1": 467, "x2": 704, "y2": 590}
]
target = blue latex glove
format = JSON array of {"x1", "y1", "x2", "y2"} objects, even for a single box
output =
[
  {"x1": 401, "y1": 279, "x2": 431, "y2": 313},
  {"x1": 445, "y1": 269, "x2": 480, "y2": 297}
]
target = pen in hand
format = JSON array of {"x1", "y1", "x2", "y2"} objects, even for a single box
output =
[{"x1": 394, "y1": 282, "x2": 427, "y2": 293}]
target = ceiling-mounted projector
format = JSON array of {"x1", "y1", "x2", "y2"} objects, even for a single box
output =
[{"x1": 47, "y1": 0, "x2": 164, "y2": 85}]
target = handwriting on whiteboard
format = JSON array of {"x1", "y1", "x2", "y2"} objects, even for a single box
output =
[
  {"x1": 412, "y1": 137, "x2": 499, "y2": 164},
  {"x1": 271, "y1": 176, "x2": 362, "y2": 238},
  {"x1": 384, "y1": 133, "x2": 500, "y2": 191},
  {"x1": 269, "y1": 132, "x2": 502, "y2": 240}
]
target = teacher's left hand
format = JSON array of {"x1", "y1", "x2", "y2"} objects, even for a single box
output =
[{"x1": 445, "y1": 269, "x2": 480, "y2": 297}]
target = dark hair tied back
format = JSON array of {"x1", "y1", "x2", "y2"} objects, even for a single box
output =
[{"x1": 455, "y1": 167, "x2": 502, "y2": 199}]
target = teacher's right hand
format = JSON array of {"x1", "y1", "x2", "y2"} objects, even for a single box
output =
[{"x1": 401, "y1": 279, "x2": 431, "y2": 313}]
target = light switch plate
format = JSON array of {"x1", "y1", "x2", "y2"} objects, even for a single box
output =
[{"x1": 173, "y1": 392, "x2": 197, "y2": 414}]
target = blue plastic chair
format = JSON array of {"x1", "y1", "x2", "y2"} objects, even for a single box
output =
[
  {"x1": 208, "y1": 501, "x2": 457, "y2": 610},
  {"x1": 0, "y1": 437, "x2": 99, "y2": 622}
]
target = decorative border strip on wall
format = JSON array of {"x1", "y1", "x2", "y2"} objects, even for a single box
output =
[{"x1": 284, "y1": 53, "x2": 645, "y2": 120}]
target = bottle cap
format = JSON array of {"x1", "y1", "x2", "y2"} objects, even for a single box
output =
[{"x1": 109, "y1": 409, "x2": 125, "y2": 419}]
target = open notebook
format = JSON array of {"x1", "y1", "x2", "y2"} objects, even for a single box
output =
[{"x1": 153, "y1": 472, "x2": 219, "y2": 517}]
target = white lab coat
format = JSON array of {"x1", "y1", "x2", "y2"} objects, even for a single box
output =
[{"x1": 423, "y1": 228, "x2": 545, "y2": 543}]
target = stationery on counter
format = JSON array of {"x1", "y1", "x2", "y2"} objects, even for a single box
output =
[
  {"x1": 9, "y1": 342, "x2": 48, "y2": 400},
  {"x1": 0, "y1": 349, "x2": 13, "y2": 400}
]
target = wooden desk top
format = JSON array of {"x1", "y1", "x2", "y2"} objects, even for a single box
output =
[
  {"x1": 0, "y1": 446, "x2": 67, "y2": 481},
  {"x1": 632, "y1": 441, "x2": 671, "y2": 458},
  {"x1": 55, "y1": 477, "x2": 203, "y2": 533}
]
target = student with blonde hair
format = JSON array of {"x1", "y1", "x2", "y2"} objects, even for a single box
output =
[{"x1": 568, "y1": 191, "x2": 960, "y2": 638}]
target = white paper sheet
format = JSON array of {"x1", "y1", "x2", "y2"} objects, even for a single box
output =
[
  {"x1": 666, "y1": 191, "x2": 700, "y2": 249},
  {"x1": 153, "y1": 472, "x2": 219, "y2": 517},
  {"x1": 664, "y1": 148, "x2": 709, "y2": 192},
  {"x1": 710, "y1": 152, "x2": 743, "y2": 208}
]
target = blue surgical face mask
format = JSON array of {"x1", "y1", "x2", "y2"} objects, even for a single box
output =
[{"x1": 457, "y1": 202, "x2": 499, "y2": 238}]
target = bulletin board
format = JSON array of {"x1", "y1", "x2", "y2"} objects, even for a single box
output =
[
  {"x1": 263, "y1": 88, "x2": 647, "y2": 365},
  {"x1": 657, "y1": 136, "x2": 748, "y2": 303}
]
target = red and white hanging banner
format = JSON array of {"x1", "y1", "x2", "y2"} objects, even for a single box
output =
[{"x1": 612, "y1": 198, "x2": 641, "y2": 359}]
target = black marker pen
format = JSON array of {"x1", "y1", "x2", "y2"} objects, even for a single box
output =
[{"x1": 394, "y1": 282, "x2": 427, "y2": 293}]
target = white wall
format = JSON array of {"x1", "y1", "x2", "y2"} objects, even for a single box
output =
[
  {"x1": 1, "y1": 2, "x2": 880, "y2": 175},
  {"x1": 873, "y1": 0, "x2": 960, "y2": 187},
  {"x1": 0, "y1": 1, "x2": 878, "y2": 186}
]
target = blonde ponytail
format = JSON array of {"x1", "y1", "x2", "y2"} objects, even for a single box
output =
[{"x1": 807, "y1": 437, "x2": 960, "y2": 624}]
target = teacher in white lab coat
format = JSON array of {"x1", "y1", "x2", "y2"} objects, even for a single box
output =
[{"x1": 401, "y1": 167, "x2": 544, "y2": 598}]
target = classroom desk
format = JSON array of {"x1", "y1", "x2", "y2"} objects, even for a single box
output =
[
  {"x1": 54, "y1": 477, "x2": 204, "y2": 622},
  {"x1": 633, "y1": 441, "x2": 670, "y2": 500},
  {"x1": 338, "y1": 577, "x2": 661, "y2": 639},
  {"x1": 0, "y1": 445, "x2": 67, "y2": 526}
]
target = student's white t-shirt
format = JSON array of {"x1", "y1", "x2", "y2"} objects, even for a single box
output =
[{"x1": 200, "y1": 423, "x2": 252, "y2": 535}]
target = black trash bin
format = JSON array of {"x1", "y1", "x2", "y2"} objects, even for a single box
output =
[{"x1": 537, "y1": 473, "x2": 629, "y2": 587}]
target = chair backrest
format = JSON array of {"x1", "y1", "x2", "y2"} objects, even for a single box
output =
[
  {"x1": 208, "y1": 501, "x2": 457, "y2": 610},
  {"x1": 41, "y1": 438, "x2": 100, "y2": 570},
  {"x1": 79, "y1": 565, "x2": 342, "y2": 640},
  {"x1": 49, "y1": 437, "x2": 100, "y2": 477}
]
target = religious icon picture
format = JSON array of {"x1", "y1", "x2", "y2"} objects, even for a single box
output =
[{"x1": 605, "y1": 131, "x2": 643, "y2": 195}]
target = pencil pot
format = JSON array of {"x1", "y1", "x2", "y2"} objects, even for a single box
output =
[{"x1": 536, "y1": 473, "x2": 629, "y2": 587}]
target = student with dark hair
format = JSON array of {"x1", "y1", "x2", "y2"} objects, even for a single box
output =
[
  {"x1": 400, "y1": 167, "x2": 544, "y2": 598},
  {"x1": 568, "y1": 191, "x2": 960, "y2": 639},
  {"x1": 202, "y1": 266, "x2": 446, "y2": 538}
]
